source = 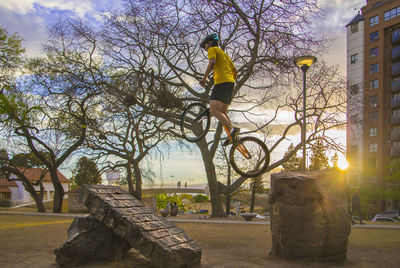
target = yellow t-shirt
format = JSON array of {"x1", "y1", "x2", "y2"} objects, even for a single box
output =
[{"x1": 207, "y1": 46, "x2": 235, "y2": 85}]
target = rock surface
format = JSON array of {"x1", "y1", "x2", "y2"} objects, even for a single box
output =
[
  {"x1": 268, "y1": 169, "x2": 351, "y2": 261},
  {"x1": 55, "y1": 185, "x2": 201, "y2": 267},
  {"x1": 54, "y1": 216, "x2": 130, "y2": 266}
]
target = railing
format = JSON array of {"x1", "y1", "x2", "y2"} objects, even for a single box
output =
[
  {"x1": 392, "y1": 79, "x2": 400, "y2": 93},
  {"x1": 391, "y1": 114, "x2": 400, "y2": 125},
  {"x1": 391, "y1": 98, "x2": 400, "y2": 109},
  {"x1": 392, "y1": 62, "x2": 400, "y2": 77},
  {"x1": 393, "y1": 46, "x2": 400, "y2": 61}
]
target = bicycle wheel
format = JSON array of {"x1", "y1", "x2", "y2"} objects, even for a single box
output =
[
  {"x1": 180, "y1": 103, "x2": 211, "y2": 142},
  {"x1": 229, "y1": 136, "x2": 270, "y2": 177}
]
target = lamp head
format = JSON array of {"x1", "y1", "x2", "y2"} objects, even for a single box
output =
[{"x1": 294, "y1": 56, "x2": 317, "y2": 72}]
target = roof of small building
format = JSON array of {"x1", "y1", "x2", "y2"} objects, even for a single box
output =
[
  {"x1": 2, "y1": 168, "x2": 71, "y2": 184},
  {"x1": 0, "y1": 178, "x2": 18, "y2": 187},
  {"x1": 0, "y1": 187, "x2": 11, "y2": 193},
  {"x1": 346, "y1": 13, "x2": 364, "y2": 27}
]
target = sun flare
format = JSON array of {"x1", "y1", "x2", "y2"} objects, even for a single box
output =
[{"x1": 337, "y1": 158, "x2": 349, "y2": 170}]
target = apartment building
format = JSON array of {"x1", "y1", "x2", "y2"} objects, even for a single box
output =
[{"x1": 347, "y1": 0, "x2": 400, "y2": 210}]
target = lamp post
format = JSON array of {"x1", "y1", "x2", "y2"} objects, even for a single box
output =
[{"x1": 294, "y1": 56, "x2": 317, "y2": 172}]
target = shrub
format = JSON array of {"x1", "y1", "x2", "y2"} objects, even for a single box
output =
[
  {"x1": 192, "y1": 194, "x2": 209, "y2": 203},
  {"x1": 0, "y1": 199, "x2": 12, "y2": 207}
]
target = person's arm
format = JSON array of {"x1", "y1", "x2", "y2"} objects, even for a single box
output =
[{"x1": 200, "y1": 58, "x2": 215, "y2": 87}]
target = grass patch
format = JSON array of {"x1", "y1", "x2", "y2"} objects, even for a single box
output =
[{"x1": 0, "y1": 214, "x2": 399, "y2": 267}]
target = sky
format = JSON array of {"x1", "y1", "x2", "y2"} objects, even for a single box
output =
[{"x1": 0, "y1": 0, "x2": 365, "y2": 185}]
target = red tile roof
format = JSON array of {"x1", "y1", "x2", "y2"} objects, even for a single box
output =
[
  {"x1": 9, "y1": 168, "x2": 71, "y2": 183},
  {"x1": 0, "y1": 187, "x2": 11, "y2": 193},
  {"x1": 0, "y1": 178, "x2": 18, "y2": 187}
]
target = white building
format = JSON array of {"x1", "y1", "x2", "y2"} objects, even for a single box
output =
[
  {"x1": 0, "y1": 168, "x2": 70, "y2": 205},
  {"x1": 346, "y1": 12, "x2": 365, "y2": 184}
]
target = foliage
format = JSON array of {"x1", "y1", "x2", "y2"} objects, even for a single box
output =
[
  {"x1": 383, "y1": 163, "x2": 400, "y2": 202},
  {"x1": 331, "y1": 153, "x2": 339, "y2": 169},
  {"x1": 309, "y1": 138, "x2": 329, "y2": 171},
  {"x1": 72, "y1": 157, "x2": 101, "y2": 188},
  {"x1": 0, "y1": 199, "x2": 11, "y2": 207},
  {"x1": 192, "y1": 194, "x2": 209, "y2": 203},
  {"x1": 155, "y1": 193, "x2": 185, "y2": 211},
  {"x1": 281, "y1": 143, "x2": 302, "y2": 171},
  {"x1": 0, "y1": 26, "x2": 25, "y2": 84},
  {"x1": 11, "y1": 152, "x2": 50, "y2": 168}
]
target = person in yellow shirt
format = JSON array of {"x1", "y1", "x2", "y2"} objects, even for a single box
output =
[{"x1": 199, "y1": 34, "x2": 239, "y2": 146}]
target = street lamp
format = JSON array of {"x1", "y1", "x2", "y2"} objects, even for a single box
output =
[{"x1": 294, "y1": 55, "x2": 317, "y2": 172}]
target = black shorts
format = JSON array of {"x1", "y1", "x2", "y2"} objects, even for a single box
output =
[{"x1": 210, "y1": 82, "x2": 234, "y2": 105}]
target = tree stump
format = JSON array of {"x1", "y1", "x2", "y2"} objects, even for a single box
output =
[{"x1": 268, "y1": 169, "x2": 351, "y2": 262}]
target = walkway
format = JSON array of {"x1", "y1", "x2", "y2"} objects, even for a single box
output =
[{"x1": 1, "y1": 211, "x2": 400, "y2": 229}]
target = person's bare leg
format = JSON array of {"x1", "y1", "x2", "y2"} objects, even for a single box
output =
[{"x1": 210, "y1": 100, "x2": 233, "y2": 130}]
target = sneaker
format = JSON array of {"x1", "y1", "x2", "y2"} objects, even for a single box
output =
[{"x1": 222, "y1": 127, "x2": 240, "y2": 146}]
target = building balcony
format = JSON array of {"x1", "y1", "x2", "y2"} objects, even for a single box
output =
[
  {"x1": 391, "y1": 146, "x2": 400, "y2": 157},
  {"x1": 391, "y1": 98, "x2": 400, "y2": 109},
  {"x1": 392, "y1": 114, "x2": 400, "y2": 125},
  {"x1": 393, "y1": 29, "x2": 400, "y2": 45},
  {"x1": 393, "y1": 46, "x2": 400, "y2": 61},
  {"x1": 392, "y1": 79, "x2": 400, "y2": 93},
  {"x1": 392, "y1": 131, "x2": 400, "y2": 141},
  {"x1": 393, "y1": 63, "x2": 400, "y2": 77}
]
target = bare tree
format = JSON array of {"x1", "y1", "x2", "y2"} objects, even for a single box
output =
[
  {"x1": 87, "y1": 0, "x2": 346, "y2": 217},
  {"x1": 0, "y1": 20, "x2": 105, "y2": 212},
  {"x1": 85, "y1": 76, "x2": 173, "y2": 200}
]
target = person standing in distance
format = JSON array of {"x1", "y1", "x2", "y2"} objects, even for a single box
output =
[{"x1": 199, "y1": 34, "x2": 239, "y2": 145}]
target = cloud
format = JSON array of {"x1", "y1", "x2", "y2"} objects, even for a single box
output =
[
  {"x1": 0, "y1": 0, "x2": 95, "y2": 17},
  {"x1": 315, "y1": 0, "x2": 365, "y2": 71}
]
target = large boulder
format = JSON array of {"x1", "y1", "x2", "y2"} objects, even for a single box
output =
[
  {"x1": 268, "y1": 169, "x2": 351, "y2": 261},
  {"x1": 55, "y1": 185, "x2": 201, "y2": 267},
  {"x1": 54, "y1": 216, "x2": 130, "y2": 266}
]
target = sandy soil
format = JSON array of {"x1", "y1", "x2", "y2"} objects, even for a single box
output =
[{"x1": 0, "y1": 214, "x2": 399, "y2": 268}]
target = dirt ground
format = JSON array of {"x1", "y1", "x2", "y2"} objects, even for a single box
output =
[{"x1": 0, "y1": 214, "x2": 400, "y2": 268}]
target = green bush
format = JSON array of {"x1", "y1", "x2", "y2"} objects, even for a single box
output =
[
  {"x1": 155, "y1": 194, "x2": 185, "y2": 211},
  {"x1": 192, "y1": 194, "x2": 209, "y2": 203},
  {"x1": 0, "y1": 199, "x2": 12, "y2": 207}
]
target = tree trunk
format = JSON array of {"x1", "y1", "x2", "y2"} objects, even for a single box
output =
[
  {"x1": 250, "y1": 179, "x2": 256, "y2": 213},
  {"x1": 133, "y1": 161, "x2": 142, "y2": 201},
  {"x1": 24, "y1": 180, "x2": 46, "y2": 213},
  {"x1": 126, "y1": 163, "x2": 135, "y2": 196},
  {"x1": 50, "y1": 168, "x2": 65, "y2": 213},
  {"x1": 198, "y1": 142, "x2": 225, "y2": 218},
  {"x1": 225, "y1": 164, "x2": 231, "y2": 215}
]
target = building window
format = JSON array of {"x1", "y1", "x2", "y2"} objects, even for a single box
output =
[
  {"x1": 370, "y1": 31, "x2": 379, "y2": 42},
  {"x1": 384, "y1": 6, "x2": 400, "y2": 21},
  {"x1": 351, "y1": 23, "x2": 358, "y2": 34},
  {"x1": 369, "y1": 79, "x2": 379, "y2": 90},
  {"x1": 393, "y1": 28, "x2": 400, "y2": 43},
  {"x1": 369, "y1": 47, "x2": 378, "y2": 57},
  {"x1": 350, "y1": 114, "x2": 359, "y2": 123},
  {"x1": 370, "y1": 63, "x2": 379, "y2": 74},
  {"x1": 369, "y1": 143, "x2": 378, "y2": 152},
  {"x1": 369, "y1": 95, "x2": 378, "y2": 108},
  {"x1": 394, "y1": 92, "x2": 400, "y2": 101},
  {"x1": 351, "y1": 53, "x2": 359, "y2": 64},
  {"x1": 369, "y1": 111, "x2": 378, "y2": 121},
  {"x1": 350, "y1": 84, "x2": 359, "y2": 95},
  {"x1": 370, "y1": 15, "x2": 379, "y2": 26},
  {"x1": 369, "y1": 127, "x2": 378, "y2": 137},
  {"x1": 393, "y1": 125, "x2": 400, "y2": 135},
  {"x1": 393, "y1": 109, "x2": 400, "y2": 117}
]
